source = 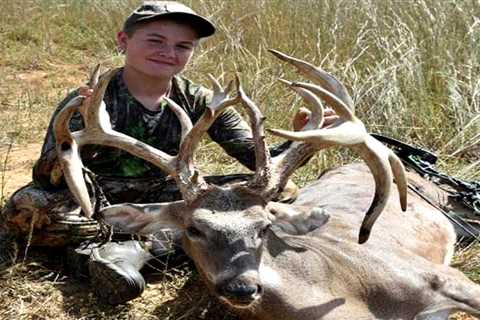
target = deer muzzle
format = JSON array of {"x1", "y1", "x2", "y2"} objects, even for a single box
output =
[{"x1": 217, "y1": 271, "x2": 263, "y2": 308}]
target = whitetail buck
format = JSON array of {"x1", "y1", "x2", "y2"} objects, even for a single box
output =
[{"x1": 54, "y1": 50, "x2": 480, "y2": 320}]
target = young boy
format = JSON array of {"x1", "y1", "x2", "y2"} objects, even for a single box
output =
[{"x1": 34, "y1": 1, "x2": 277, "y2": 195}]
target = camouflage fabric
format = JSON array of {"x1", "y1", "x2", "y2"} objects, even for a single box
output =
[
  {"x1": 33, "y1": 68, "x2": 290, "y2": 189},
  {"x1": 1, "y1": 183, "x2": 99, "y2": 246}
]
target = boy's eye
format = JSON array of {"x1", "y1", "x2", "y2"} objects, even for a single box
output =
[
  {"x1": 258, "y1": 224, "x2": 271, "y2": 239},
  {"x1": 176, "y1": 44, "x2": 193, "y2": 50},
  {"x1": 146, "y1": 37, "x2": 165, "y2": 44}
]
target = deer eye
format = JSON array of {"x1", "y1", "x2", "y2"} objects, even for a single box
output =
[
  {"x1": 258, "y1": 224, "x2": 271, "y2": 239},
  {"x1": 186, "y1": 226, "x2": 204, "y2": 239}
]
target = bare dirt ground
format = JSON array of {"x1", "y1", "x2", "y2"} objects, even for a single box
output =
[{"x1": 1, "y1": 143, "x2": 41, "y2": 200}]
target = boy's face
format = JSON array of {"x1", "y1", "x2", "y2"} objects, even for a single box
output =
[{"x1": 117, "y1": 19, "x2": 199, "y2": 80}]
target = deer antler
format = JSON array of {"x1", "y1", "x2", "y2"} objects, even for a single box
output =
[
  {"x1": 267, "y1": 49, "x2": 407, "y2": 244},
  {"x1": 54, "y1": 68, "x2": 240, "y2": 217},
  {"x1": 172, "y1": 75, "x2": 240, "y2": 200},
  {"x1": 227, "y1": 76, "x2": 273, "y2": 194},
  {"x1": 55, "y1": 59, "x2": 407, "y2": 245}
]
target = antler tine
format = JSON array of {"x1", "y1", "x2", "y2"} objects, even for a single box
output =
[
  {"x1": 235, "y1": 75, "x2": 272, "y2": 190},
  {"x1": 269, "y1": 82, "x2": 364, "y2": 146},
  {"x1": 389, "y1": 153, "x2": 408, "y2": 211},
  {"x1": 174, "y1": 74, "x2": 241, "y2": 202},
  {"x1": 278, "y1": 79, "x2": 325, "y2": 130},
  {"x1": 354, "y1": 137, "x2": 407, "y2": 243},
  {"x1": 53, "y1": 96, "x2": 94, "y2": 217},
  {"x1": 178, "y1": 75, "x2": 239, "y2": 162},
  {"x1": 87, "y1": 64, "x2": 101, "y2": 88},
  {"x1": 256, "y1": 81, "x2": 324, "y2": 198},
  {"x1": 163, "y1": 97, "x2": 193, "y2": 141},
  {"x1": 78, "y1": 64, "x2": 101, "y2": 122},
  {"x1": 81, "y1": 68, "x2": 119, "y2": 131},
  {"x1": 269, "y1": 49, "x2": 354, "y2": 112},
  {"x1": 254, "y1": 79, "x2": 328, "y2": 197},
  {"x1": 291, "y1": 82, "x2": 354, "y2": 121}
]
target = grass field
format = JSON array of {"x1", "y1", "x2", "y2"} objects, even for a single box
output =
[{"x1": 0, "y1": 0, "x2": 479, "y2": 319}]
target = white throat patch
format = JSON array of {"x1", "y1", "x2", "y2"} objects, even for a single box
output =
[{"x1": 259, "y1": 264, "x2": 282, "y2": 288}]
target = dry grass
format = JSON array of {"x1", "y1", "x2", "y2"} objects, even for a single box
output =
[
  {"x1": 1, "y1": 0, "x2": 480, "y2": 319},
  {"x1": 0, "y1": 249, "x2": 238, "y2": 320}
]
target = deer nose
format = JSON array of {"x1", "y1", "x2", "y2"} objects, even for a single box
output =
[{"x1": 220, "y1": 279, "x2": 263, "y2": 303}]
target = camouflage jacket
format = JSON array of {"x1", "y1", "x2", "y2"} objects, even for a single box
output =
[{"x1": 33, "y1": 69, "x2": 290, "y2": 189}]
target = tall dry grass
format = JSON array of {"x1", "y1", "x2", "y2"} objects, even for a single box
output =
[
  {"x1": 1, "y1": 0, "x2": 479, "y2": 180},
  {"x1": 0, "y1": 0, "x2": 479, "y2": 319}
]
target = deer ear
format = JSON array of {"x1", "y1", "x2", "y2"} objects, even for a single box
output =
[
  {"x1": 266, "y1": 202, "x2": 329, "y2": 235},
  {"x1": 99, "y1": 201, "x2": 186, "y2": 235}
]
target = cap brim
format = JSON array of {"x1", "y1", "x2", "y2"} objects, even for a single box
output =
[{"x1": 134, "y1": 12, "x2": 215, "y2": 38}]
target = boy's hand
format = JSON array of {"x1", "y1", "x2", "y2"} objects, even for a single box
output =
[
  {"x1": 292, "y1": 107, "x2": 339, "y2": 131},
  {"x1": 78, "y1": 86, "x2": 93, "y2": 97},
  {"x1": 78, "y1": 86, "x2": 93, "y2": 105}
]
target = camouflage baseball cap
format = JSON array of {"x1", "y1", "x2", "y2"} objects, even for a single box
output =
[{"x1": 123, "y1": 1, "x2": 215, "y2": 38}]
